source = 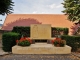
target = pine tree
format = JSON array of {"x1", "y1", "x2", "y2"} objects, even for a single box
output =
[{"x1": 0, "y1": 0, "x2": 14, "y2": 15}]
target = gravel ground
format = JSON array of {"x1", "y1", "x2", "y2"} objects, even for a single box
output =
[
  {"x1": 72, "y1": 52, "x2": 80, "y2": 58},
  {"x1": 0, "y1": 54, "x2": 80, "y2": 60}
]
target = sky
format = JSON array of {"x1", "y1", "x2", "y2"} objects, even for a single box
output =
[{"x1": 0, "y1": 0, "x2": 64, "y2": 24}]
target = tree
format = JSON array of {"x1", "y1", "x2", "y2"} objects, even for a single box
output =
[
  {"x1": 62, "y1": 0, "x2": 80, "y2": 22},
  {"x1": 0, "y1": 0, "x2": 14, "y2": 15}
]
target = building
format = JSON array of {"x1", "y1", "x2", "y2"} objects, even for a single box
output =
[{"x1": 1, "y1": 14, "x2": 73, "y2": 34}]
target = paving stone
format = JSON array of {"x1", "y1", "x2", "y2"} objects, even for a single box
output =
[
  {"x1": 0, "y1": 47, "x2": 9, "y2": 56},
  {"x1": 0, "y1": 51, "x2": 9, "y2": 56}
]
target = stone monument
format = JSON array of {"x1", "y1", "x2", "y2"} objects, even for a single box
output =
[
  {"x1": 30, "y1": 24, "x2": 51, "y2": 43},
  {"x1": 12, "y1": 24, "x2": 71, "y2": 54}
]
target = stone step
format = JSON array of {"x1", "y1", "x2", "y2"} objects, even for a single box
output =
[{"x1": 12, "y1": 43, "x2": 71, "y2": 54}]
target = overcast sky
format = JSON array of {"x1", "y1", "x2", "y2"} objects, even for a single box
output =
[{"x1": 0, "y1": 0, "x2": 64, "y2": 24}]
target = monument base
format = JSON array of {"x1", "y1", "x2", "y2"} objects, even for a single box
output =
[{"x1": 12, "y1": 43, "x2": 71, "y2": 54}]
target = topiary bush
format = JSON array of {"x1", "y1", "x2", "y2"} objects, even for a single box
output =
[
  {"x1": 2, "y1": 32, "x2": 21, "y2": 52},
  {"x1": 61, "y1": 35, "x2": 80, "y2": 51}
]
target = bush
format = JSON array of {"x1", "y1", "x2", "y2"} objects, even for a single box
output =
[
  {"x1": 12, "y1": 26, "x2": 30, "y2": 37},
  {"x1": 61, "y1": 35, "x2": 80, "y2": 51},
  {"x1": 2, "y1": 32, "x2": 21, "y2": 52}
]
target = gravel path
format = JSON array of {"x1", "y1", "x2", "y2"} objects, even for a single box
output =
[{"x1": 0, "y1": 54, "x2": 80, "y2": 60}]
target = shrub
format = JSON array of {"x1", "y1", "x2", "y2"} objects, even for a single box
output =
[
  {"x1": 2, "y1": 32, "x2": 21, "y2": 52},
  {"x1": 61, "y1": 35, "x2": 80, "y2": 51}
]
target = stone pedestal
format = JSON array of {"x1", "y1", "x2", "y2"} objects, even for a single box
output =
[{"x1": 12, "y1": 43, "x2": 71, "y2": 54}]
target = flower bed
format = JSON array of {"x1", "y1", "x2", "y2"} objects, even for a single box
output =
[
  {"x1": 52, "y1": 37, "x2": 66, "y2": 47},
  {"x1": 16, "y1": 37, "x2": 32, "y2": 46}
]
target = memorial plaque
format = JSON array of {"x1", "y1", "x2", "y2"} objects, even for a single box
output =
[{"x1": 30, "y1": 24, "x2": 51, "y2": 39}]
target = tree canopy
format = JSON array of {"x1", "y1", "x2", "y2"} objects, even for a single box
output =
[
  {"x1": 0, "y1": 0, "x2": 14, "y2": 15},
  {"x1": 62, "y1": 0, "x2": 80, "y2": 22}
]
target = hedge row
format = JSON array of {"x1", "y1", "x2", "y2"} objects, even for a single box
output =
[
  {"x1": 12, "y1": 26, "x2": 30, "y2": 37},
  {"x1": 12, "y1": 26, "x2": 69, "y2": 37},
  {"x1": 2, "y1": 32, "x2": 21, "y2": 52},
  {"x1": 61, "y1": 35, "x2": 80, "y2": 51}
]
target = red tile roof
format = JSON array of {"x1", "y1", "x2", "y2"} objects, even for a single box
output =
[{"x1": 1, "y1": 14, "x2": 73, "y2": 34}]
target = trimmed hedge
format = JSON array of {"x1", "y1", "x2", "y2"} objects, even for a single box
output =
[
  {"x1": 51, "y1": 27, "x2": 69, "y2": 37},
  {"x1": 2, "y1": 32, "x2": 21, "y2": 52},
  {"x1": 12, "y1": 26, "x2": 69, "y2": 37},
  {"x1": 61, "y1": 35, "x2": 80, "y2": 51},
  {"x1": 12, "y1": 26, "x2": 30, "y2": 37}
]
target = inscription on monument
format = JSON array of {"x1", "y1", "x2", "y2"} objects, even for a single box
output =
[{"x1": 30, "y1": 24, "x2": 51, "y2": 39}]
